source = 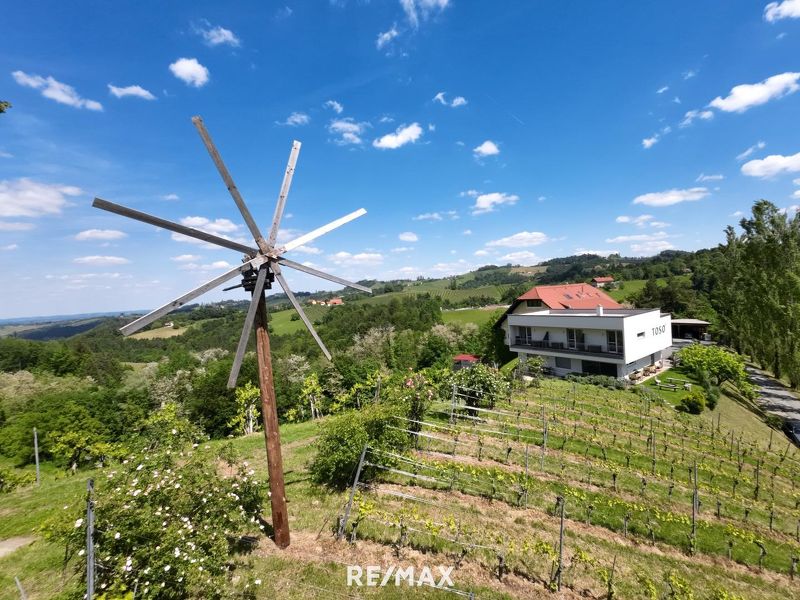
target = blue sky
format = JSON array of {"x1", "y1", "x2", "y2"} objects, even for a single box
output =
[{"x1": 1, "y1": 1, "x2": 800, "y2": 318}]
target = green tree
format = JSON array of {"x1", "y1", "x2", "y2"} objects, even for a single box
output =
[
  {"x1": 0, "y1": 101, "x2": 11, "y2": 113},
  {"x1": 228, "y1": 381, "x2": 261, "y2": 435}
]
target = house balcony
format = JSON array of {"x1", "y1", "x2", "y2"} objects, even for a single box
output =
[{"x1": 511, "y1": 336, "x2": 624, "y2": 360}]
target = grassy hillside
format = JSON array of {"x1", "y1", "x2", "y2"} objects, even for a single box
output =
[{"x1": 3, "y1": 378, "x2": 796, "y2": 599}]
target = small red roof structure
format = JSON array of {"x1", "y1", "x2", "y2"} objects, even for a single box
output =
[
  {"x1": 592, "y1": 276, "x2": 614, "y2": 283},
  {"x1": 517, "y1": 283, "x2": 621, "y2": 309},
  {"x1": 453, "y1": 353, "x2": 479, "y2": 362},
  {"x1": 328, "y1": 297, "x2": 343, "y2": 305}
]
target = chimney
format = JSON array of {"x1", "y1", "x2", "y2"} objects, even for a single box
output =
[{"x1": 596, "y1": 305, "x2": 604, "y2": 316}]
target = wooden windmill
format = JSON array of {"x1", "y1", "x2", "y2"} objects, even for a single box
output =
[{"x1": 92, "y1": 116, "x2": 371, "y2": 548}]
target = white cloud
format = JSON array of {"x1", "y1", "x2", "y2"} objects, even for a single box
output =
[
  {"x1": 696, "y1": 173, "x2": 724, "y2": 182},
  {"x1": 673, "y1": 96, "x2": 681, "y2": 104},
  {"x1": 741, "y1": 151, "x2": 800, "y2": 178},
  {"x1": 793, "y1": 190, "x2": 800, "y2": 199},
  {"x1": 293, "y1": 245, "x2": 322, "y2": 255},
  {"x1": 575, "y1": 248, "x2": 619, "y2": 257},
  {"x1": 473, "y1": 140, "x2": 500, "y2": 157},
  {"x1": 0, "y1": 221, "x2": 34, "y2": 231},
  {"x1": 462, "y1": 229, "x2": 472, "y2": 235},
  {"x1": 680, "y1": 109, "x2": 714, "y2": 127},
  {"x1": 413, "y1": 212, "x2": 442, "y2": 221},
  {"x1": 162, "y1": 193, "x2": 180, "y2": 201},
  {"x1": 737, "y1": 141, "x2": 766, "y2": 161},
  {"x1": 12, "y1": 71, "x2": 102, "y2": 110},
  {"x1": 764, "y1": 0, "x2": 800, "y2": 22},
  {"x1": 180, "y1": 260, "x2": 233, "y2": 271},
  {"x1": 169, "y1": 58, "x2": 210, "y2": 87},
  {"x1": 650, "y1": 221, "x2": 670, "y2": 228},
  {"x1": 195, "y1": 23, "x2": 240, "y2": 47},
  {"x1": 328, "y1": 118, "x2": 368, "y2": 145},
  {"x1": 108, "y1": 84, "x2": 155, "y2": 100},
  {"x1": 180, "y1": 216, "x2": 239, "y2": 233},
  {"x1": 391, "y1": 246, "x2": 413, "y2": 253},
  {"x1": 74, "y1": 255, "x2": 131, "y2": 266},
  {"x1": 631, "y1": 240, "x2": 674, "y2": 254},
  {"x1": 413, "y1": 210, "x2": 457, "y2": 221},
  {"x1": 75, "y1": 229, "x2": 127, "y2": 241},
  {"x1": 779, "y1": 205, "x2": 800, "y2": 215},
  {"x1": 171, "y1": 215, "x2": 244, "y2": 246},
  {"x1": 731, "y1": 210, "x2": 745, "y2": 217},
  {"x1": 487, "y1": 231, "x2": 549, "y2": 248},
  {"x1": 474, "y1": 249, "x2": 489, "y2": 257},
  {"x1": 278, "y1": 112, "x2": 310, "y2": 127},
  {"x1": 500, "y1": 251, "x2": 540, "y2": 263},
  {"x1": 794, "y1": 178, "x2": 800, "y2": 185},
  {"x1": 642, "y1": 136, "x2": 660, "y2": 149},
  {"x1": 328, "y1": 251, "x2": 384, "y2": 266},
  {"x1": 683, "y1": 69, "x2": 697, "y2": 80},
  {"x1": 171, "y1": 254, "x2": 201, "y2": 262},
  {"x1": 0, "y1": 150, "x2": 12, "y2": 158},
  {"x1": 606, "y1": 231, "x2": 670, "y2": 243},
  {"x1": 401, "y1": 0, "x2": 450, "y2": 28},
  {"x1": 0, "y1": 178, "x2": 81, "y2": 217},
  {"x1": 471, "y1": 192, "x2": 519, "y2": 215},
  {"x1": 709, "y1": 72, "x2": 800, "y2": 113},
  {"x1": 373, "y1": 123, "x2": 423, "y2": 149},
  {"x1": 376, "y1": 24, "x2": 400, "y2": 49},
  {"x1": 633, "y1": 187, "x2": 709, "y2": 207},
  {"x1": 433, "y1": 92, "x2": 467, "y2": 107},
  {"x1": 398, "y1": 231, "x2": 418, "y2": 242},
  {"x1": 616, "y1": 214, "x2": 654, "y2": 227},
  {"x1": 324, "y1": 100, "x2": 344, "y2": 114},
  {"x1": 656, "y1": 86, "x2": 669, "y2": 94},
  {"x1": 1, "y1": 244, "x2": 18, "y2": 251}
]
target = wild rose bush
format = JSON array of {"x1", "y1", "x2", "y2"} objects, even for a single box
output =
[{"x1": 50, "y1": 405, "x2": 266, "y2": 599}]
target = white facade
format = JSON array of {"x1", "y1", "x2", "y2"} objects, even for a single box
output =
[{"x1": 501, "y1": 307, "x2": 671, "y2": 378}]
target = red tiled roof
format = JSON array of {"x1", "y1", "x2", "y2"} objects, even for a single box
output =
[
  {"x1": 517, "y1": 283, "x2": 621, "y2": 309},
  {"x1": 453, "y1": 353, "x2": 479, "y2": 362},
  {"x1": 592, "y1": 276, "x2": 614, "y2": 282}
]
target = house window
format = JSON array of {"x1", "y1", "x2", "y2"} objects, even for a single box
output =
[
  {"x1": 567, "y1": 329, "x2": 585, "y2": 350},
  {"x1": 555, "y1": 357, "x2": 571, "y2": 370},
  {"x1": 526, "y1": 299, "x2": 542, "y2": 307},
  {"x1": 607, "y1": 330, "x2": 624, "y2": 353},
  {"x1": 517, "y1": 326, "x2": 532, "y2": 344}
]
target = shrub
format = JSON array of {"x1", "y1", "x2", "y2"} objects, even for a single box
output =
[
  {"x1": 449, "y1": 363, "x2": 510, "y2": 409},
  {"x1": 676, "y1": 389, "x2": 706, "y2": 414},
  {"x1": 48, "y1": 408, "x2": 265, "y2": 599},
  {"x1": 566, "y1": 374, "x2": 625, "y2": 389},
  {"x1": 310, "y1": 402, "x2": 410, "y2": 488},
  {"x1": 0, "y1": 467, "x2": 34, "y2": 493}
]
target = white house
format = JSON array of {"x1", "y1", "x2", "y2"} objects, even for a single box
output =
[{"x1": 500, "y1": 305, "x2": 672, "y2": 378}]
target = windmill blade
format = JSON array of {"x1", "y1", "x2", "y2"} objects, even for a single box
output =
[
  {"x1": 93, "y1": 198, "x2": 258, "y2": 255},
  {"x1": 227, "y1": 266, "x2": 269, "y2": 389},
  {"x1": 277, "y1": 257, "x2": 372, "y2": 293},
  {"x1": 120, "y1": 256, "x2": 267, "y2": 336},
  {"x1": 191, "y1": 116, "x2": 269, "y2": 253},
  {"x1": 267, "y1": 141, "x2": 301, "y2": 247},
  {"x1": 272, "y1": 263, "x2": 332, "y2": 361},
  {"x1": 279, "y1": 208, "x2": 367, "y2": 253}
]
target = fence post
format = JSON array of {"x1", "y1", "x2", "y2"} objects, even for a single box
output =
[
  {"x1": 33, "y1": 428, "x2": 40, "y2": 486},
  {"x1": 14, "y1": 577, "x2": 27, "y2": 600},
  {"x1": 337, "y1": 444, "x2": 368, "y2": 541},
  {"x1": 449, "y1": 384, "x2": 457, "y2": 424},
  {"x1": 556, "y1": 496, "x2": 565, "y2": 591},
  {"x1": 86, "y1": 479, "x2": 95, "y2": 600},
  {"x1": 524, "y1": 444, "x2": 529, "y2": 508},
  {"x1": 690, "y1": 462, "x2": 698, "y2": 555},
  {"x1": 541, "y1": 405, "x2": 548, "y2": 471}
]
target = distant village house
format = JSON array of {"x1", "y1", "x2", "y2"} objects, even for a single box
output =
[{"x1": 591, "y1": 276, "x2": 614, "y2": 288}]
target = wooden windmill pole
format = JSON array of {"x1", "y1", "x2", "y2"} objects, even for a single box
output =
[{"x1": 254, "y1": 293, "x2": 290, "y2": 548}]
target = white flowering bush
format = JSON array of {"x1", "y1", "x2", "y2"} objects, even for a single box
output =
[{"x1": 48, "y1": 405, "x2": 266, "y2": 598}]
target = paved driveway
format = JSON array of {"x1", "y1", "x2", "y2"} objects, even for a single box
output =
[{"x1": 746, "y1": 366, "x2": 800, "y2": 422}]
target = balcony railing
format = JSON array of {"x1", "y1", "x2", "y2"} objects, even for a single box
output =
[{"x1": 513, "y1": 337, "x2": 623, "y2": 357}]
